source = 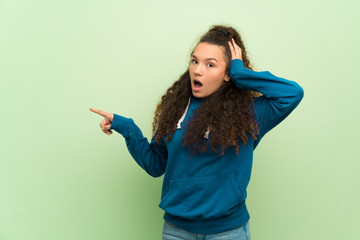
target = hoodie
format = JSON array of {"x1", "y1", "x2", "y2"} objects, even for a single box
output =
[{"x1": 109, "y1": 59, "x2": 304, "y2": 234}]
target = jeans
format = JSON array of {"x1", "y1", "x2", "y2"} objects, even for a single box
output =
[{"x1": 162, "y1": 221, "x2": 251, "y2": 240}]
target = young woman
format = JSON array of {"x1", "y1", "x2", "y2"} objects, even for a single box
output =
[{"x1": 90, "y1": 25, "x2": 303, "y2": 239}]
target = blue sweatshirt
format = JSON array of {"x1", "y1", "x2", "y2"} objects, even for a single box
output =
[{"x1": 109, "y1": 59, "x2": 304, "y2": 234}]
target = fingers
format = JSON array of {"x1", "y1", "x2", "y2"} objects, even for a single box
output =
[
  {"x1": 91, "y1": 107, "x2": 114, "y2": 135},
  {"x1": 90, "y1": 107, "x2": 113, "y2": 122},
  {"x1": 99, "y1": 119, "x2": 113, "y2": 135},
  {"x1": 100, "y1": 129, "x2": 113, "y2": 135},
  {"x1": 232, "y1": 38, "x2": 239, "y2": 57},
  {"x1": 228, "y1": 40, "x2": 235, "y2": 60},
  {"x1": 228, "y1": 38, "x2": 242, "y2": 61},
  {"x1": 105, "y1": 116, "x2": 112, "y2": 125},
  {"x1": 89, "y1": 107, "x2": 109, "y2": 118},
  {"x1": 101, "y1": 123, "x2": 111, "y2": 131}
]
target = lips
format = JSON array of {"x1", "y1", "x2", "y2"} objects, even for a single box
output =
[{"x1": 192, "y1": 79, "x2": 203, "y2": 91}]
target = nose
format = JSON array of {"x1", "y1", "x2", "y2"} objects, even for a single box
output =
[{"x1": 194, "y1": 64, "x2": 203, "y2": 76}]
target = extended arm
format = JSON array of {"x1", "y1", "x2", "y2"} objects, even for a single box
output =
[
  {"x1": 90, "y1": 107, "x2": 167, "y2": 178},
  {"x1": 109, "y1": 114, "x2": 168, "y2": 178}
]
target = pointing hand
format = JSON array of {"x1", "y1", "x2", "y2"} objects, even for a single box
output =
[{"x1": 89, "y1": 108, "x2": 114, "y2": 136}]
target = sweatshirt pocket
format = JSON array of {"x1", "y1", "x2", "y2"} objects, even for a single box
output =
[{"x1": 159, "y1": 172, "x2": 246, "y2": 220}]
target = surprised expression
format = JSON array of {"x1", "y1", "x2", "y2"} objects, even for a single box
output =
[{"x1": 189, "y1": 42, "x2": 230, "y2": 98}]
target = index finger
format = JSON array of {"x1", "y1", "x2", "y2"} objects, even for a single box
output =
[
  {"x1": 89, "y1": 108, "x2": 109, "y2": 118},
  {"x1": 228, "y1": 40, "x2": 236, "y2": 59}
]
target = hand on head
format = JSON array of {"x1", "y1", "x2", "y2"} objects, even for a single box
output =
[
  {"x1": 228, "y1": 38, "x2": 243, "y2": 61},
  {"x1": 89, "y1": 108, "x2": 114, "y2": 135}
]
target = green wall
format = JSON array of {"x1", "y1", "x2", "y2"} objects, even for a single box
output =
[{"x1": 1, "y1": 0, "x2": 359, "y2": 239}]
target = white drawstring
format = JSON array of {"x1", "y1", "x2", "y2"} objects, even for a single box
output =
[
  {"x1": 177, "y1": 97, "x2": 191, "y2": 129},
  {"x1": 177, "y1": 97, "x2": 210, "y2": 139},
  {"x1": 204, "y1": 127, "x2": 210, "y2": 139}
]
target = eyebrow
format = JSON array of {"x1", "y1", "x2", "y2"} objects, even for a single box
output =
[{"x1": 191, "y1": 55, "x2": 218, "y2": 62}]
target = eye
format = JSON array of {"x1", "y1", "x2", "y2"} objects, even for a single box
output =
[
  {"x1": 191, "y1": 59, "x2": 198, "y2": 64},
  {"x1": 207, "y1": 63, "x2": 214, "y2": 67}
]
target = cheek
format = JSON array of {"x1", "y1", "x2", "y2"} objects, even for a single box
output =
[
  {"x1": 213, "y1": 73, "x2": 227, "y2": 89},
  {"x1": 207, "y1": 76, "x2": 224, "y2": 91},
  {"x1": 213, "y1": 72, "x2": 226, "y2": 84},
  {"x1": 188, "y1": 66, "x2": 194, "y2": 75}
]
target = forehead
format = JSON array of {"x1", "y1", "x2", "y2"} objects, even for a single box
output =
[{"x1": 192, "y1": 42, "x2": 226, "y2": 62}]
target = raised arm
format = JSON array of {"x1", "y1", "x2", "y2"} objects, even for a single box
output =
[{"x1": 228, "y1": 40, "x2": 304, "y2": 144}]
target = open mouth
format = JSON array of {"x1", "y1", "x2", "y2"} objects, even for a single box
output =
[{"x1": 193, "y1": 80, "x2": 203, "y2": 88}]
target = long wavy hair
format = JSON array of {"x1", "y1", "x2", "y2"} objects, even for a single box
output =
[{"x1": 152, "y1": 25, "x2": 259, "y2": 155}]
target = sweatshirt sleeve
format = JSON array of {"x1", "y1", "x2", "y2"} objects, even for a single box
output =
[
  {"x1": 229, "y1": 59, "x2": 304, "y2": 147},
  {"x1": 109, "y1": 113, "x2": 168, "y2": 178}
]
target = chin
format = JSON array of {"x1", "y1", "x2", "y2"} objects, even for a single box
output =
[
  {"x1": 192, "y1": 92, "x2": 209, "y2": 98},
  {"x1": 192, "y1": 91, "x2": 202, "y2": 98}
]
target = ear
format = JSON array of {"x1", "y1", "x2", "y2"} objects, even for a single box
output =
[{"x1": 224, "y1": 73, "x2": 230, "y2": 82}]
